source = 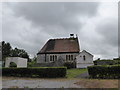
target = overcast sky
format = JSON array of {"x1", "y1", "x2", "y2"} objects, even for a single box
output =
[{"x1": 1, "y1": 2, "x2": 118, "y2": 59}]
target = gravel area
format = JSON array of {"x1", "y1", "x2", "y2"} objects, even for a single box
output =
[{"x1": 2, "y1": 77, "x2": 83, "y2": 88}]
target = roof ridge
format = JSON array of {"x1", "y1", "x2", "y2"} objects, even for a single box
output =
[
  {"x1": 82, "y1": 50, "x2": 93, "y2": 56},
  {"x1": 50, "y1": 37, "x2": 77, "y2": 40}
]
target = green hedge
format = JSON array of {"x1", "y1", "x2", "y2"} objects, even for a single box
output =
[
  {"x1": 2, "y1": 67, "x2": 67, "y2": 78},
  {"x1": 93, "y1": 60, "x2": 115, "y2": 65},
  {"x1": 94, "y1": 59, "x2": 120, "y2": 65},
  {"x1": 87, "y1": 64, "x2": 120, "y2": 79},
  {"x1": 114, "y1": 60, "x2": 120, "y2": 64}
]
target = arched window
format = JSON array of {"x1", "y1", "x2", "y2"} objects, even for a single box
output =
[
  {"x1": 69, "y1": 55, "x2": 71, "y2": 60},
  {"x1": 50, "y1": 56, "x2": 52, "y2": 61},
  {"x1": 55, "y1": 55, "x2": 57, "y2": 61},
  {"x1": 53, "y1": 55, "x2": 54, "y2": 61},
  {"x1": 50, "y1": 55, "x2": 57, "y2": 62},
  {"x1": 66, "y1": 55, "x2": 74, "y2": 61},
  {"x1": 66, "y1": 55, "x2": 67, "y2": 61},
  {"x1": 71, "y1": 55, "x2": 73, "y2": 60},
  {"x1": 83, "y1": 55, "x2": 86, "y2": 61}
]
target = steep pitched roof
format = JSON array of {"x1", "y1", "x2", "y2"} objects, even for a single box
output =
[
  {"x1": 38, "y1": 37, "x2": 80, "y2": 54},
  {"x1": 80, "y1": 50, "x2": 93, "y2": 56}
]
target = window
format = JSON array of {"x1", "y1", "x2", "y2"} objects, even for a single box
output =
[
  {"x1": 50, "y1": 55, "x2": 57, "y2": 62},
  {"x1": 71, "y1": 55, "x2": 73, "y2": 60},
  {"x1": 53, "y1": 55, "x2": 54, "y2": 61},
  {"x1": 66, "y1": 55, "x2": 68, "y2": 61},
  {"x1": 83, "y1": 55, "x2": 86, "y2": 61},
  {"x1": 55, "y1": 55, "x2": 57, "y2": 61},
  {"x1": 69, "y1": 55, "x2": 71, "y2": 60},
  {"x1": 50, "y1": 56, "x2": 52, "y2": 61},
  {"x1": 66, "y1": 55, "x2": 74, "y2": 61}
]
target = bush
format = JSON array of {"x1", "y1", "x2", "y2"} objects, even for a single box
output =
[
  {"x1": 2, "y1": 67, "x2": 67, "y2": 78},
  {"x1": 9, "y1": 62, "x2": 17, "y2": 67},
  {"x1": 93, "y1": 60, "x2": 115, "y2": 65},
  {"x1": 27, "y1": 61, "x2": 36, "y2": 67},
  {"x1": 64, "y1": 62, "x2": 76, "y2": 69},
  {"x1": 114, "y1": 60, "x2": 120, "y2": 64},
  {"x1": 87, "y1": 64, "x2": 120, "y2": 79}
]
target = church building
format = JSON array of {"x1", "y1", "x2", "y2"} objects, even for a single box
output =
[{"x1": 37, "y1": 34, "x2": 93, "y2": 68}]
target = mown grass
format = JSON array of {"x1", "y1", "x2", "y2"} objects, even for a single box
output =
[{"x1": 66, "y1": 68, "x2": 87, "y2": 78}]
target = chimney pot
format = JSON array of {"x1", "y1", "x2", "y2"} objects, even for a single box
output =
[{"x1": 70, "y1": 34, "x2": 74, "y2": 38}]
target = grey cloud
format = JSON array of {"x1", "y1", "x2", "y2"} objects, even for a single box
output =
[
  {"x1": 3, "y1": 2, "x2": 118, "y2": 59},
  {"x1": 96, "y1": 18, "x2": 118, "y2": 47},
  {"x1": 118, "y1": 2, "x2": 120, "y2": 57},
  {"x1": 12, "y1": 2, "x2": 99, "y2": 31}
]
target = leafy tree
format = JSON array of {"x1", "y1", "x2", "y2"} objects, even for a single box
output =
[
  {"x1": 10, "y1": 47, "x2": 30, "y2": 62},
  {"x1": 2, "y1": 41, "x2": 12, "y2": 60},
  {"x1": 2, "y1": 41, "x2": 30, "y2": 62},
  {"x1": 27, "y1": 56, "x2": 37, "y2": 67}
]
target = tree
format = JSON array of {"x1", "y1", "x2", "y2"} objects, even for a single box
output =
[
  {"x1": 2, "y1": 41, "x2": 30, "y2": 62},
  {"x1": 10, "y1": 48, "x2": 30, "y2": 62},
  {"x1": 27, "y1": 56, "x2": 37, "y2": 67},
  {"x1": 2, "y1": 41, "x2": 12, "y2": 60}
]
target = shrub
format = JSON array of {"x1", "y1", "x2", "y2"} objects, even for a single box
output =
[
  {"x1": 2, "y1": 67, "x2": 67, "y2": 78},
  {"x1": 93, "y1": 60, "x2": 115, "y2": 65},
  {"x1": 9, "y1": 62, "x2": 17, "y2": 67},
  {"x1": 64, "y1": 62, "x2": 76, "y2": 69},
  {"x1": 27, "y1": 57, "x2": 37, "y2": 67},
  {"x1": 114, "y1": 60, "x2": 120, "y2": 64},
  {"x1": 87, "y1": 64, "x2": 120, "y2": 79}
]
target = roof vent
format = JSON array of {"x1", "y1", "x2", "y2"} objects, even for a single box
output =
[{"x1": 70, "y1": 34, "x2": 74, "y2": 38}]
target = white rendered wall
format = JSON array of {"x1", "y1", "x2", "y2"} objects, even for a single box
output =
[
  {"x1": 76, "y1": 50, "x2": 93, "y2": 68},
  {"x1": 5, "y1": 57, "x2": 18, "y2": 67},
  {"x1": 76, "y1": 63, "x2": 94, "y2": 68},
  {"x1": 5, "y1": 57, "x2": 27, "y2": 67},
  {"x1": 17, "y1": 57, "x2": 27, "y2": 67}
]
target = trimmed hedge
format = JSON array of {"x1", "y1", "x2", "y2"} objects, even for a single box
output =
[
  {"x1": 94, "y1": 59, "x2": 120, "y2": 65},
  {"x1": 93, "y1": 60, "x2": 115, "y2": 65},
  {"x1": 114, "y1": 60, "x2": 120, "y2": 64},
  {"x1": 2, "y1": 67, "x2": 67, "y2": 78},
  {"x1": 87, "y1": 64, "x2": 120, "y2": 79}
]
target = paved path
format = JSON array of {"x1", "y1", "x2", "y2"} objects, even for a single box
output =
[
  {"x1": 75, "y1": 71, "x2": 89, "y2": 78},
  {"x1": 2, "y1": 77, "x2": 83, "y2": 88}
]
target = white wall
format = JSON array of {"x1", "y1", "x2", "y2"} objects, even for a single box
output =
[
  {"x1": 5, "y1": 57, "x2": 27, "y2": 67},
  {"x1": 76, "y1": 63, "x2": 94, "y2": 68},
  {"x1": 17, "y1": 57, "x2": 27, "y2": 67},
  {"x1": 76, "y1": 50, "x2": 93, "y2": 68},
  {"x1": 5, "y1": 57, "x2": 18, "y2": 67}
]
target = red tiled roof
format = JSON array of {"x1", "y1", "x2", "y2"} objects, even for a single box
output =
[{"x1": 38, "y1": 37, "x2": 80, "y2": 54}]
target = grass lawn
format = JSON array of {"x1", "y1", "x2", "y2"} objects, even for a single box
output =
[{"x1": 66, "y1": 68, "x2": 87, "y2": 78}]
